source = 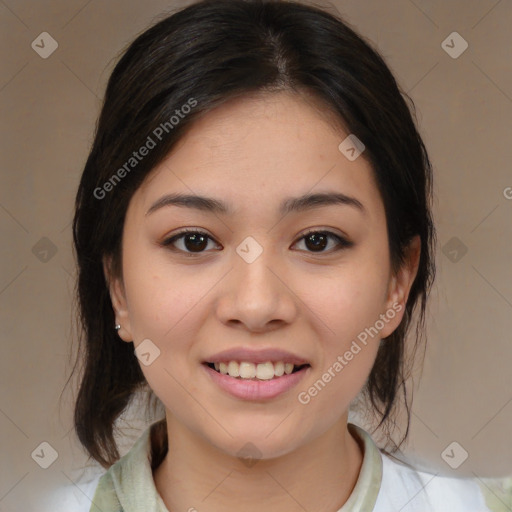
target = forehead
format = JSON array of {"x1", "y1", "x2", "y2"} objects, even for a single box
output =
[{"x1": 129, "y1": 91, "x2": 384, "y2": 224}]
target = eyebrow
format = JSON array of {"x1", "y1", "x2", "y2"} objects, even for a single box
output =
[{"x1": 145, "y1": 191, "x2": 367, "y2": 217}]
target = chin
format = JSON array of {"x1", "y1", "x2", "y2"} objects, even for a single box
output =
[{"x1": 206, "y1": 427, "x2": 302, "y2": 462}]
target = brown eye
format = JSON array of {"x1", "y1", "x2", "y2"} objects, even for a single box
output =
[
  {"x1": 162, "y1": 230, "x2": 219, "y2": 254},
  {"x1": 161, "y1": 228, "x2": 353, "y2": 257},
  {"x1": 294, "y1": 230, "x2": 353, "y2": 253}
]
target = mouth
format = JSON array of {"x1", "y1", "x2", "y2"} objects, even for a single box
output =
[
  {"x1": 203, "y1": 361, "x2": 311, "y2": 380},
  {"x1": 201, "y1": 360, "x2": 311, "y2": 400}
]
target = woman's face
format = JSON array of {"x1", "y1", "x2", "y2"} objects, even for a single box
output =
[{"x1": 106, "y1": 91, "x2": 419, "y2": 459}]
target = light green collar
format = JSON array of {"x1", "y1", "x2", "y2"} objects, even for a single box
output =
[
  {"x1": 90, "y1": 421, "x2": 382, "y2": 512},
  {"x1": 337, "y1": 423, "x2": 383, "y2": 511}
]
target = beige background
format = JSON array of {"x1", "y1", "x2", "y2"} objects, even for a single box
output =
[{"x1": 1, "y1": 0, "x2": 511, "y2": 510}]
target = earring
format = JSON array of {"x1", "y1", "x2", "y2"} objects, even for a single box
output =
[{"x1": 115, "y1": 324, "x2": 121, "y2": 331}]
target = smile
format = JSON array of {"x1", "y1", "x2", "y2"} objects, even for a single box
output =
[
  {"x1": 202, "y1": 362, "x2": 311, "y2": 400},
  {"x1": 206, "y1": 360, "x2": 309, "y2": 380}
]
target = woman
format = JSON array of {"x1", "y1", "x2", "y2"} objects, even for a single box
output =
[{"x1": 70, "y1": 0, "x2": 493, "y2": 510}]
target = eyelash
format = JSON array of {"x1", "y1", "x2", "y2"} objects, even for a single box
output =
[{"x1": 160, "y1": 228, "x2": 353, "y2": 257}]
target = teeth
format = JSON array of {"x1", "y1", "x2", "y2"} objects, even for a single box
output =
[
  {"x1": 239, "y1": 362, "x2": 256, "y2": 378},
  {"x1": 274, "y1": 361, "x2": 285, "y2": 376},
  {"x1": 210, "y1": 360, "x2": 304, "y2": 380},
  {"x1": 256, "y1": 362, "x2": 274, "y2": 380},
  {"x1": 228, "y1": 361, "x2": 239, "y2": 377}
]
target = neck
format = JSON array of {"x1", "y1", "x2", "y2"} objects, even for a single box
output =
[{"x1": 153, "y1": 413, "x2": 364, "y2": 512}]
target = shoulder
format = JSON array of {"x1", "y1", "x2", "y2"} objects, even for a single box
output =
[
  {"x1": 374, "y1": 451, "x2": 492, "y2": 512},
  {"x1": 477, "y1": 476, "x2": 512, "y2": 512},
  {"x1": 40, "y1": 472, "x2": 105, "y2": 512},
  {"x1": 40, "y1": 420, "x2": 164, "y2": 511}
]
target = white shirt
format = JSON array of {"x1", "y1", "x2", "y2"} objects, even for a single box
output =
[{"x1": 42, "y1": 420, "x2": 497, "y2": 511}]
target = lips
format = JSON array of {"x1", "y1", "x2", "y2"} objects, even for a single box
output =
[
  {"x1": 202, "y1": 360, "x2": 311, "y2": 400},
  {"x1": 201, "y1": 347, "x2": 311, "y2": 399}
]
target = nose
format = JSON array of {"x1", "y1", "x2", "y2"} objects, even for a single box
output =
[{"x1": 214, "y1": 247, "x2": 298, "y2": 333}]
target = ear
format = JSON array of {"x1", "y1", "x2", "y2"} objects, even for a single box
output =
[
  {"x1": 379, "y1": 235, "x2": 421, "y2": 339},
  {"x1": 103, "y1": 254, "x2": 133, "y2": 342}
]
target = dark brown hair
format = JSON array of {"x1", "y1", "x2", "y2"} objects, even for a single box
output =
[{"x1": 66, "y1": 0, "x2": 436, "y2": 469}]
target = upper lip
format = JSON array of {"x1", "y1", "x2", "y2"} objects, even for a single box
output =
[{"x1": 204, "y1": 348, "x2": 310, "y2": 366}]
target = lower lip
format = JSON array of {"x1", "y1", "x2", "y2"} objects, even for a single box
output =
[{"x1": 202, "y1": 363, "x2": 310, "y2": 400}]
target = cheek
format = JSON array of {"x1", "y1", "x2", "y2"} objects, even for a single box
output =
[
  {"x1": 122, "y1": 259, "x2": 211, "y2": 405},
  {"x1": 306, "y1": 262, "x2": 389, "y2": 344},
  {"x1": 123, "y1": 248, "x2": 208, "y2": 340},
  {"x1": 297, "y1": 258, "x2": 388, "y2": 395},
  {"x1": 300, "y1": 275, "x2": 384, "y2": 416}
]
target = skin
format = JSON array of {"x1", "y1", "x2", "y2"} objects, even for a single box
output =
[{"x1": 104, "y1": 90, "x2": 420, "y2": 512}]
